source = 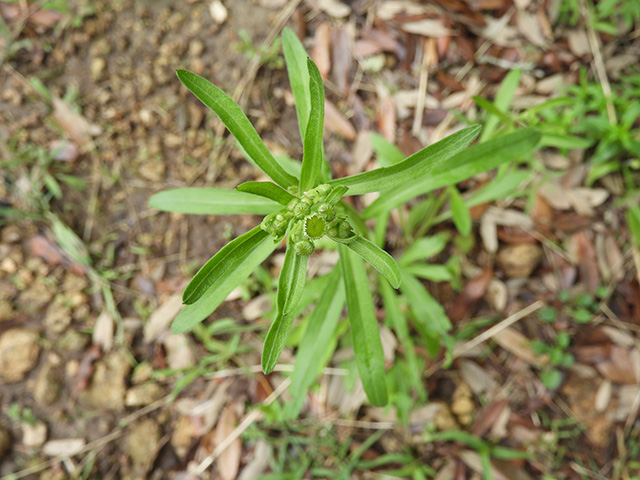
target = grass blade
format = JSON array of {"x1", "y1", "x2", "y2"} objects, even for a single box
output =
[
  {"x1": 400, "y1": 270, "x2": 451, "y2": 336},
  {"x1": 282, "y1": 27, "x2": 311, "y2": 141},
  {"x1": 236, "y1": 181, "x2": 296, "y2": 206},
  {"x1": 172, "y1": 228, "x2": 277, "y2": 333},
  {"x1": 479, "y1": 68, "x2": 521, "y2": 142},
  {"x1": 344, "y1": 236, "x2": 401, "y2": 289},
  {"x1": 363, "y1": 129, "x2": 541, "y2": 218},
  {"x1": 288, "y1": 267, "x2": 345, "y2": 417},
  {"x1": 183, "y1": 226, "x2": 271, "y2": 305},
  {"x1": 262, "y1": 245, "x2": 309, "y2": 374},
  {"x1": 176, "y1": 69, "x2": 297, "y2": 188},
  {"x1": 339, "y1": 245, "x2": 388, "y2": 406},
  {"x1": 329, "y1": 125, "x2": 482, "y2": 195},
  {"x1": 150, "y1": 188, "x2": 282, "y2": 215},
  {"x1": 299, "y1": 58, "x2": 325, "y2": 193}
]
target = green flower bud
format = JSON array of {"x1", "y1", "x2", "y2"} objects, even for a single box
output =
[
  {"x1": 294, "y1": 238, "x2": 315, "y2": 256},
  {"x1": 288, "y1": 186, "x2": 300, "y2": 196},
  {"x1": 293, "y1": 201, "x2": 311, "y2": 218},
  {"x1": 287, "y1": 198, "x2": 299, "y2": 212},
  {"x1": 304, "y1": 214, "x2": 327, "y2": 239},
  {"x1": 315, "y1": 184, "x2": 332, "y2": 196},
  {"x1": 338, "y1": 220, "x2": 354, "y2": 238},
  {"x1": 317, "y1": 204, "x2": 335, "y2": 221}
]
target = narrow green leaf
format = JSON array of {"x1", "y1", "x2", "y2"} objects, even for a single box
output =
[
  {"x1": 183, "y1": 226, "x2": 270, "y2": 305},
  {"x1": 344, "y1": 236, "x2": 401, "y2": 289},
  {"x1": 399, "y1": 232, "x2": 449, "y2": 266},
  {"x1": 473, "y1": 96, "x2": 513, "y2": 125},
  {"x1": 379, "y1": 279, "x2": 424, "y2": 401},
  {"x1": 539, "y1": 133, "x2": 593, "y2": 149},
  {"x1": 627, "y1": 206, "x2": 640, "y2": 247},
  {"x1": 363, "y1": 129, "x2": 541, "y2": 218},
  {"x1": 172, "y1": 228, "x2": 277, "y2": 333},
  {"x1": 176, "y1": 69, "x2": 297, "y2": 188},
  {"x1": 479, "y1": 68, "x2": 520, "y2": 142},
  {"x1": 371, "y1": 133, "x2": 405, "y2": 166},
  {"x1": 339, "y1": 245, "x2": 388, "y2": 406},
  {"x1": 405, "y1": 264, "x2": 453, "y2": 282},
  {"x1": 282, "y1": 27, "x2": 311, "y2": 141},
  {"x1": 150, "y1": 188, "x2": 281, "y2": 215},
  {"x1": 236, "y1": 181, "x2": 296, "y2": 206},
  {"x1": 299, "y1": 58, "x2": 325, "y2": 193},
  {"x1": 262, "y1": 246, "x2": 309, "y2": 374},
  {"x1": 325, "y1": 185, "x2": 349, "y2": 206},
  {"x1": 400, "y1": 270, "x2": 451, "y2": 335},
  {"x1": 448, "y1": 186, "x2": 472, "y2": 236},
  {"x1": 329, "y1": 125, "x2": 482, "y2": 195},
  {"x1": 288, "y1": 268, "x2": 345, "y2": 417}
]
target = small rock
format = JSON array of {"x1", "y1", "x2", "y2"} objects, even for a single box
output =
[
  {"x1": 1, "y1": 224, "x2": 21, "y2": 243},
  {"x1": 91, "y1": 57, "x2": 106, "y2": 81},
  {"x1": 0, "y1": 426, "x2": 11, "y2": 459},
  {"x1": 188, "y1": 39, "x2": 204, "y2": 57},
  {"x1": 126, "y1": 419, "x2": 161, "y2": 469},
  {"x1": 56, "y1": 330, "x2": 90, "y2": 353},
  {"x1": 138, "y1": 159, "x2": 165, "y2": 182},
  {"x1": 17, "y1": 282, "x2": 54, "y2": 312},
  {"x1": 34, "y1": 359, "x2": 63, "y2": 406},
  {"x1": 22, "y1": 422, "x2": 47, "y2": 448},
  {"x1": 125, "y1": 383, "x2": 166, "y2": 407},
  {"x1": 80, "y1": 350, "x2": 131, "y2": 411},
  {"x1": 131, "y1": 362, "x2": 154, "y2": 384},
  {"x1": 209, "y1": 0, "x2": 228, "y2": 24},
  {"x1": 42, "y1": 438, "x2": 86, "y2": 456},
  {"x1": 496, "y1": 243, "x2": 543, "y2": 278},
  {"x1": 0, "y1": 299, "x2": 14, "y2": 321},
  {"x1": 0, "y1": 328, "x2": 41, "y2": 384},
  {"x1": 44, "y1": 298, "x2": 72, "y2": 334}
]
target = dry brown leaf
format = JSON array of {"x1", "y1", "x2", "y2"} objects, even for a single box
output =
[
  {"x1": 493, "y1": 327, "x2": 541, "y2": 366},
  {"x1": 163, "y1": 334, "x2": 195, "y2": 370},
  {"x1": 447, "y1": 268, "x2": 493, "y2": 322},
  {"x1": 496, "y1": 244, "x2": 542, "y2": 278},
  {"x1": 400, "y1": 18, "x2": 450, "y2": 37},
  {"x1": 324, "y1": 99, "x2": 356, "y2": 141},
  {"x1": 312, "y1": 23, "x2": 332, "y2": 80},
  {"x1": 471, "y1": 398, "x2": 508, "y2": 437},
  {"x1": 482, "y1": 15, "x2": 519, "y2": 47},
  {"x1": 377, "y1": 1, "x2": 431, "y2": 20},
  {"x1": 52, "y1": 98, "x2": 102, "y2": 146},
  {"x1": 569, "y1": 232, "x2": 600, "y2": 293},
  {"x1": 595, "y1": 346, "x2": 639, "y2": 384},
  {"x1": 594, "y1": 379, "x2": 612, "y2": 413},
  {"x1": 238, "y1": 439, "x2": 272, "y2": 480},
  {"x1": 349, "y1": 131, "x2": 374, "y2": 176},
  {"x1": 354, "y1": 29, "x2": 404, "y2": 58},
  {"x1": 459, "y1": 360, "x2": 499, "y2": 396},
  {"x1": 459, "y1": 450, "x2": 509, "y2": 480},
  {"x1": 50, "y1": 140, "x2": 80, "y2": 162},
  {"x1": 143, "y1": 293, "x2": 184, "y2": 343},
  {"x1": 318, "y1": 0, "x2": 350, "y2": 18},
  {"x1": 331, "y1": 26, "x2": 352, "y2": 94},
  {"x1": 567, "y1": 29, "x2": 590, "y2": 57},
  {"x1": 377, "y1": 95, "x2": 396, "y2": 143},
  {"x1": 516, "y1": 10, "x2": 548, "y2": 47},
  {"x1": 215, "y1": 404, "x2": 242, "y2": 480}
]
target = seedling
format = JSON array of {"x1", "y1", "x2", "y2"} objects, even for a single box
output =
[{"x1": 150, "y1": 28, "x2": 541, "y2": 407}]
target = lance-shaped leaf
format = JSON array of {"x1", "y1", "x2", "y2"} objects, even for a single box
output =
[
  {"x1": 400, "y1": 270, "x2": 451, "y2": 336},
  {"x1": 236, "y1": 181, "x2": 296, "y2": 206},
  {"x1": 176, "y1": 69, "x2": 297, "y2": 189},
  {"x1": 288, "y1": 267, "x2": 345, "y2": 417},
  {"x1": 329, "y1": 125, "x2": 482, "y2": 195},
  {"x1": 343, "y1": 236, "x2": 401, "y2": 289},
  {"x1": 339, "y1": 245, "x2": 388, "y2": 406},
  {"x1": 172, "y1": 228, "x2": 277, "y2": 333},
  {"x1": 282, "y1": 27, "x2": 311, "y2": 141},
  {"x1": 299, "y1": 58, "x2": 325, "y2": 194},
  {"x1": 183, "y1": 226, "x2": 271, "y2": 305},
  {"x1": 149, "y1": 188, "x2": 281, "y2": 215},
  {"x1": 363, "y1": 129, "x2": 541, "y2": 218},
  {"x1": 262, "y1": 245, "x2": 309, "y2": 374}
]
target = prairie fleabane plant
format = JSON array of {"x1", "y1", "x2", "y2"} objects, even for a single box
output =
[{"x1": 150, "y1": 28, "x2": 540, "y2": 408}]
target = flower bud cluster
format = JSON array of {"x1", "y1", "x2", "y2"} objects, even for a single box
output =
[{"x1": 260, "y1": 183, "x2": 356, "y2": 255}]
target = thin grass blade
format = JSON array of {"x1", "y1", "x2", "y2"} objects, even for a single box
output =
[
  {"x1": 150, "y1": 188, "x2": 282, "y2": 215},
  {"x1": 236, "y1": 181, "x2": 297, "y2": 206},
  {"x1": 344, "y1": 236, "x2": 401, "y2": 288}
]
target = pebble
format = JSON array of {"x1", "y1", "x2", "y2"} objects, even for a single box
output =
[
  {"x1": 34, "y1": 357, "x2": 63, "y2": 406},
  {"x1": 91, "y1": 57, "x2": 107, "y2": 81},
  {"x1": 0, "y1": 299, "x2": 14, "y2": 322},
  {"x1": 496, "y1": 243, "x2": 543, "y2": 278},
  {"x1": 125, "y1": 383, "x2": 166, "y2": 407},
  {"x1": 44, "y1": 298, "x2": 72, "y2": 334},
  {"x1": 0, "y1": 328, "x2": 41, "y2": 384},
  {"x1": 22, "y1": 422, "x2": 47, "y2": 448},
  {"x1": 80, "y1": 350, "x2": 131, "y2": 411},
  {"x1": 126, "y1": 419, "x2": 161, "y2": 468}
]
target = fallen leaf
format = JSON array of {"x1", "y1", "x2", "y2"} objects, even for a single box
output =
[
  {"x1": 447, "y1": 268, "x2": 493, "y2": 322},
  {"x1": 493, "y1": 327, "x2": 541, "y2": 366},
  {"x1": 595, "y1": 346, "x2": 639, "y2": 384},
  {"x1": 569, "y1": 232, "x2": 600, "y2": 293},
  {"x1": 50, "y1": 140, "x2": 80, "y2": 162},
  {"x1": 71, "y1": 344, "x2": 102, "y2": 400},
  {"x1": 400, "y1": 18, "x2": 450, "y2": 37},
  {"x1": 377, "y1": 95, "x2": 396, "y2": 142},
  {"x1": 143, "y1": 293, "x2": 184, "y2": 343},
  {"x1": 312, "y1": 23, "x2": 332, "y2": 80},
  {"x1": 163, "y1": 334, "x2": 195, "y2": 370},
  {"x1": 331, "y1": 25, "x2": 352, "y2": 94},
  {"x1": 215, "y1": 404, "x2": 242, "y2": 480},
  {"x1": 471, "y1": 398, "x2": 508, "y2": 437},
  {"x1": 324, "y1": 99, "x2": 356, "y2": 141},
  {"x1": 52, "y1": 98, "x2": 102, "y2": 146},
  {"x1": 318, "y1": 0, "x2": 350, "y2": 18},
  {"x1": 567, "y1": 29, "x2": 590, "y2": 57}
]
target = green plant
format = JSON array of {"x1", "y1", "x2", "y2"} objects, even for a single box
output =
[
  {"x1": 150, "y1": 28, "x2": 541, "y2": 408},
  {"x1": 532, "y1": 332, "x2": 574, "y2": 390}
]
